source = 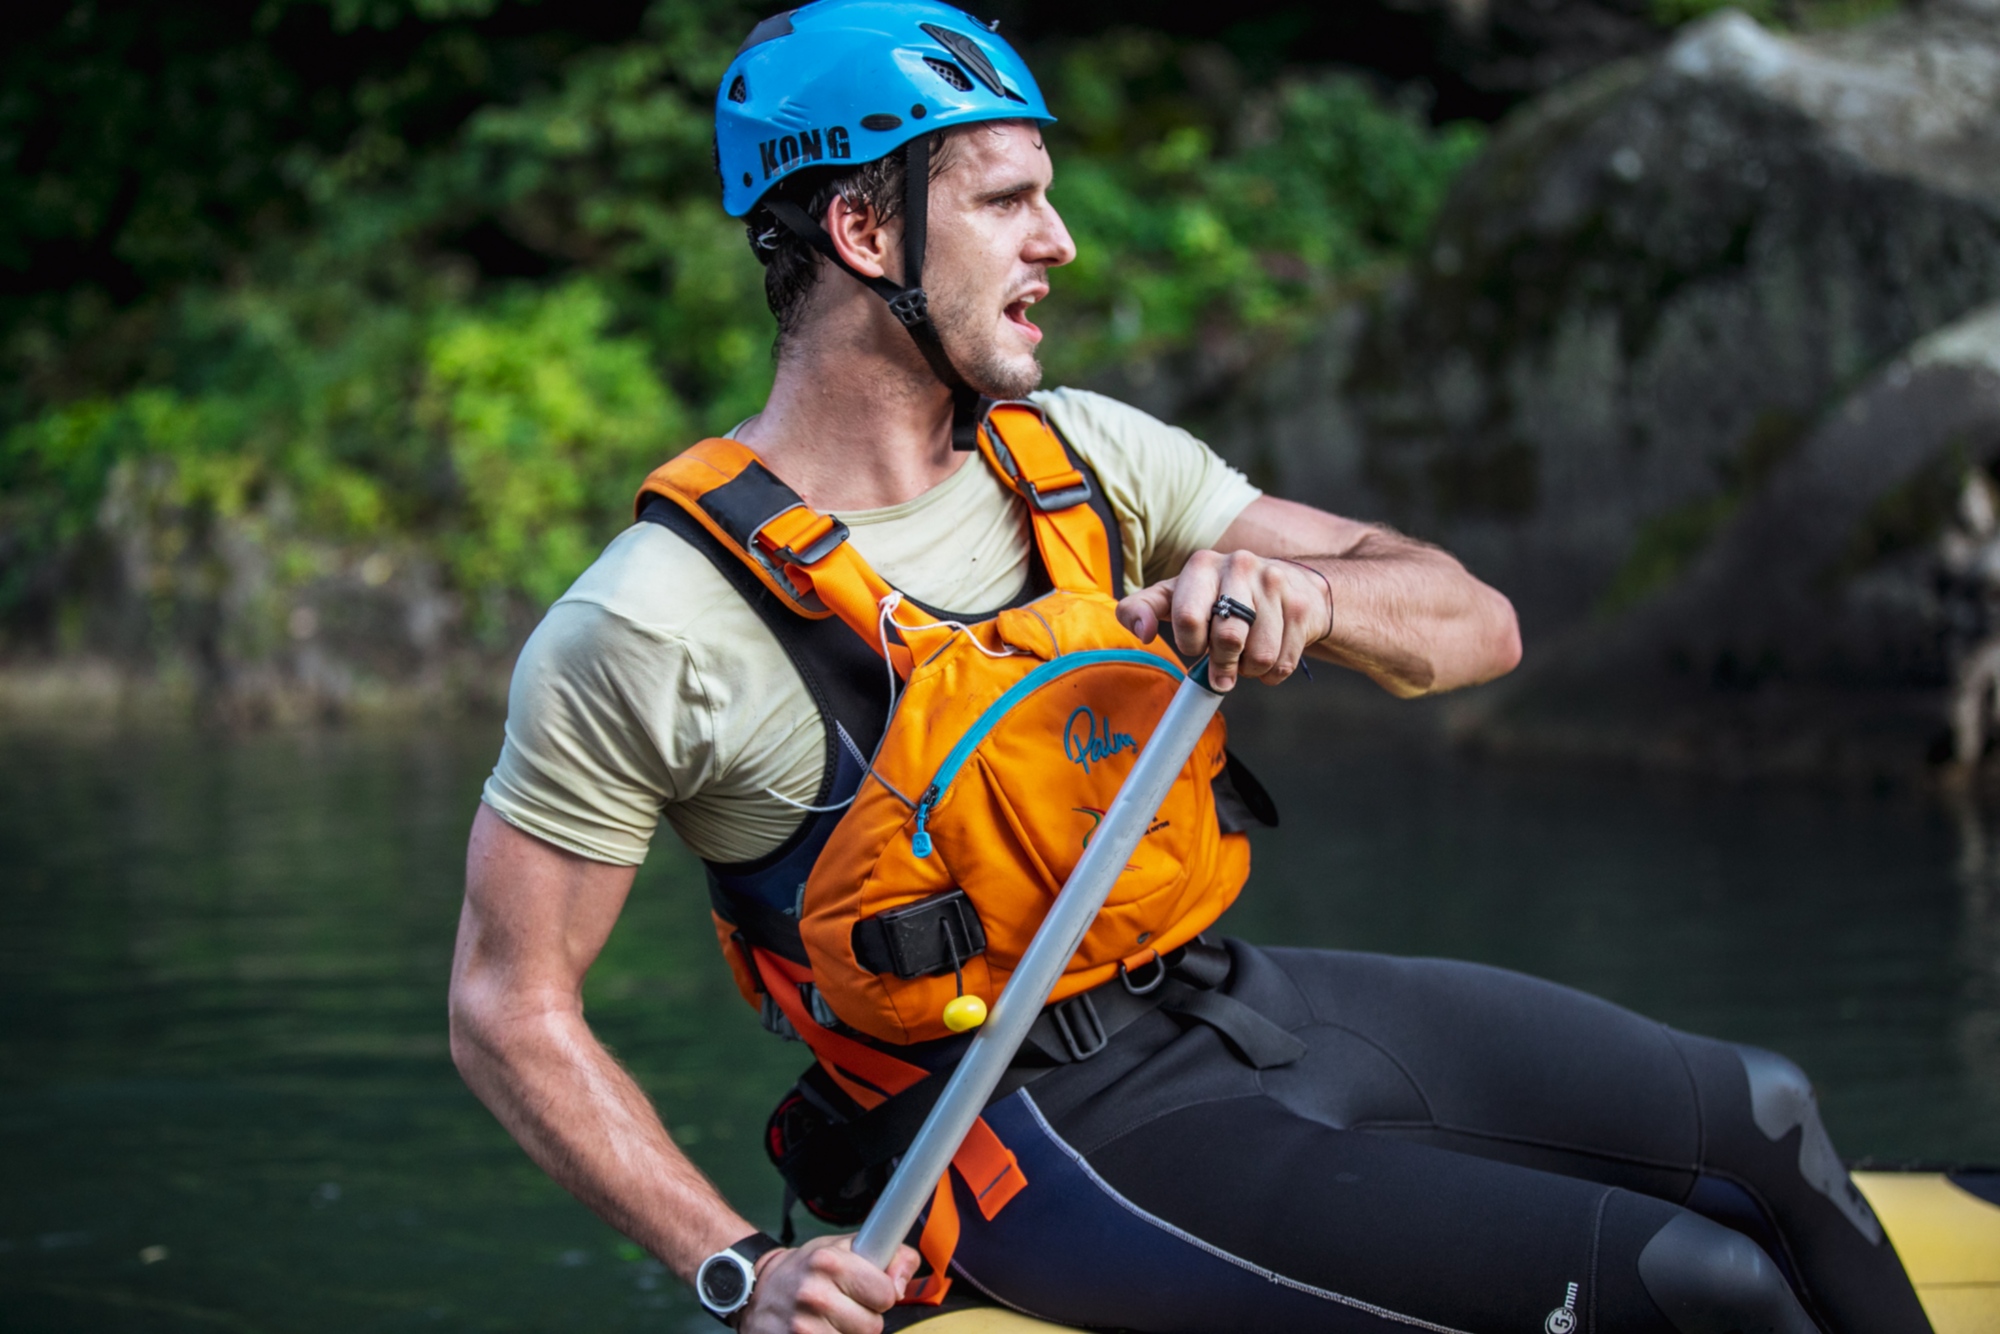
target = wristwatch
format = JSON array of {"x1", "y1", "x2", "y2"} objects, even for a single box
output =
[{"x1": 695, "y1": 1231, "x2": 783, "y2": 1326}]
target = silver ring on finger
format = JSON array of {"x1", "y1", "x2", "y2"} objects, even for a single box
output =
[{"x1": 1212, "y1": 595, "x2": 1257, "y2": 627}]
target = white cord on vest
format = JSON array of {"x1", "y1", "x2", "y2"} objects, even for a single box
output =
[
  {"x1": 758, "y1": 593, "x2": 956, "y2": 815},
  {"x1": 761, "y1": 786, "x2": 855, "y2": 814},
  {"x1": 876, "y1": 590, "x2": 1021, "y2": 665}
]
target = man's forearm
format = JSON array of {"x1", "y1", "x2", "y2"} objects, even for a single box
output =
[
  {"x1": 1203, "y1": 494, "x2": 1519, "y2": 697},
  {"x1": 450, "y1": 990, "x2": 750, "y2": 1282},
  {"x1": 1296, "y1": 529, "x2": 1521, "y2": 697}
]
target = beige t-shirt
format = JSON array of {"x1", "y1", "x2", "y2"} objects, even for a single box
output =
[{"x1": 482, "y1": 387, "x2": 1260, "y2": 866}]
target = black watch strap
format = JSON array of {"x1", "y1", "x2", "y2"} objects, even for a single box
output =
[{"x1": 730, "y1": 1230, "x2": 783, "y2": 1266}]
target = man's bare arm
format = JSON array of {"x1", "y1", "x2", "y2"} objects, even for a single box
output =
[
  {"x1": 450, "y1": 804, "x2": 917, "y2": 1333},
  {"x1": 1117, "y1": 494, "x2": 1522, "y2": 696}
]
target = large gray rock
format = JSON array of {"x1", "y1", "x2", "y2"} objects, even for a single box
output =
[
  {"x1": 1458, "y1": 300, "x2": 2000, "y2": 776},
  {"x1": 1222, "y1": 2, "x2": 2000, "y2": 641}
]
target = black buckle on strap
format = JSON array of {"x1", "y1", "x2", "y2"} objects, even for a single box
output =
[
  {"x1": 887, "y1": 288, "x2": 931, "y2": 328},
  {"x1": 768, "y1": 514, "x2": 851, "y2": 567},
  {"x1": 1021, "y1": 476, "x2": 1092, "y2": 512},
  {"x1": 1048, "y1": 992, "x2": 1108, "y2": 1061},
  {"x1": 977, "y1": 401, "x2": 1093, "y2": 512},
  {"x1": 851, "y1": 890, "x2": 987, "y2": 980}
]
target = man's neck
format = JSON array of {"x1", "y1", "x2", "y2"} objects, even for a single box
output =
[{"x1": 734, "y1": 331, "x2": 974, "y2": 513}]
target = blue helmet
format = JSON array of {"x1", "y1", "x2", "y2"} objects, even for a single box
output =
[{"x1": 716, "y1": 0, "x2": 1055, "y2": 218}]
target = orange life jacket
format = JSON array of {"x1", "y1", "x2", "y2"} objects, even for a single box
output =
[{"x1": 634, "y1": 401, "x2": 1255, "y2": 1299}]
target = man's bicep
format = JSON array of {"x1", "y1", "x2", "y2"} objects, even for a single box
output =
[
  {"x1": 457, "y1": 803, "x2": 639, "y2": 1003},
  {"x1": 1212, "y1": 495, "x2": 1381, "y2": 561}
]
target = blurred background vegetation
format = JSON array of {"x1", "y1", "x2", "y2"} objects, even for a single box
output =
[{"x1": 0, "y1": 0, "x2": 1895, "y2": 710}]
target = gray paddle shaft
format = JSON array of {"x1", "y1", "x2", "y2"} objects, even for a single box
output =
[{"x1": 851, "y1": 658, "x2": 1225, "y2": 1269}]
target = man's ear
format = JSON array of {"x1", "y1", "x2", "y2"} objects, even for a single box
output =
[{"x1": 824, "y1": 192, "x2": 898, "y2": 283}]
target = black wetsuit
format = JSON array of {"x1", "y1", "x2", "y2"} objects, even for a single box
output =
[{"x1": 918, "y1": 940, "x2": 1932, "y2": 1334}]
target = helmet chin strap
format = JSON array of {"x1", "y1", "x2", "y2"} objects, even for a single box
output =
[{"x1": 763, "y1": 136, "x2": 987, "y2": 451}]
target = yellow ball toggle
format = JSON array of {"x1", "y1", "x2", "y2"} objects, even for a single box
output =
[{"x1": 942, "y1": 994, "x2": 988, "y2": 1033}]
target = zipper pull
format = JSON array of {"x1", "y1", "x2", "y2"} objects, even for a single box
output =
[{"x1": 911, "y1": 786, "x2": 938, "y2": 858}]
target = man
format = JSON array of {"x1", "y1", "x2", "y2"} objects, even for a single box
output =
[{"x1": 449, "y1": 4, "x2": 1932, "y2": 1332}]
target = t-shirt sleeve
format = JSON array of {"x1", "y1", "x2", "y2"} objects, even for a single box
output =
[
  {"x1": 481, "y1": 598, "x2": 713, "y2": 866},
  {"x1": 1033, "y1": 387, "x2": 1262, "y2": 589}
]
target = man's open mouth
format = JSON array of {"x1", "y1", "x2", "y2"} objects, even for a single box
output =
[{"x1": 1004, "y1": 291, "x2": 1044, "y2": 343}]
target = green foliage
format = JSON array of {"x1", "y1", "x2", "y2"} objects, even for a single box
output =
[
  {"x1": 424, "y1": 282, "x2": 686, "y2": 617},
  {"x1": 1038, "y1": 32, "x2": 1483, "y2": 375},
  {"x1": 0, "y1": 2, "x2": 1482, "y2": 669}
]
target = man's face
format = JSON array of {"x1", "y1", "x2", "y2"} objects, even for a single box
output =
[{"x1": 920, "y1": 122, "x2": 1076, "y2": 400}]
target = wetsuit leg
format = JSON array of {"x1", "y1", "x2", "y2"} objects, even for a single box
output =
[
  {"x1": 1227, "y1": 944, "x2": 1930, "y2": 1332},
  {"x1": 953, "y1": 1084, "x2": 1817, "y2": 1333},
  {"x1": 954, "y1": 943, "x2": 1929, "y2": 1334}
]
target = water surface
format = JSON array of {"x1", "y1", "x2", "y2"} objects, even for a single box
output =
[{"x1": 1, "y1": 706, "x2": 1994, "y2": 1331}]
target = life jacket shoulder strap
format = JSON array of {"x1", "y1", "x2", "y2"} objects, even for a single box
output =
[
  {"x1": 632, "y1": 408, "x2": 1126, "y2": 673},
  {"x1": 636, "y1": 439, "x2": 859, "y2": 617},
  {"x1": 979, "y1": 402, "x2": 1121, "y2": 596},
  {"x1": 637, "y1": 439, "x2": 907, "y2": 666}
]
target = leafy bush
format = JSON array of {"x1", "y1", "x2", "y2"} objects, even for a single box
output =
[
  {"x1": 1039, "y1": 32, "x2": 1482, "y2": 374},
  {"x1": 424, "y1": 282, "x2": 686, "y2": 619}
]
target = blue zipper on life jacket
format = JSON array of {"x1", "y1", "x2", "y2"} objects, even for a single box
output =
[{"x1": 909, "y1": 649, "x2": 1183, "y2": 858}]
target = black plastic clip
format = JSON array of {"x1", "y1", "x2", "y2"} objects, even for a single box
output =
[
  {"x1": 887, "y1": 288, "x2": 931, "y2": 328},
  {"x1": 852, "y1": 889, "x2": 987, "y2": 979},
  {"x1": 1049, "y1": 991, "x2": 1108, "y2": 1061},
  {"x1": 769, "y1": 516, "x2": 850, "y2": 566},
  {"x1": 1021, "y1": 475, "x2": 1092, "y2": 512}
]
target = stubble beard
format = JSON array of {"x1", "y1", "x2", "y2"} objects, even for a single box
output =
[{"x1": 929, "y1": 278, "x2": 1045, "y2": 401}]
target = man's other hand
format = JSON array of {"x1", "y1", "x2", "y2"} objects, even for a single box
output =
[{"x1": 740, "y1": 1235, "x2": 922, "y2": 1334}]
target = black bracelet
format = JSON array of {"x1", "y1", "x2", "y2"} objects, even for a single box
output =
[
  {"x1": 1280, "y1": 558, "x2": 1334, "y2": 681},
  {"x1": 1280, "y1": 558, "x2": 1335, "y2": 641}
]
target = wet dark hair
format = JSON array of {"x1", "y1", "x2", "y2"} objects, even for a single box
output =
[{"x1": 744, "y1": 129, "x2": 960, "y2": 347}]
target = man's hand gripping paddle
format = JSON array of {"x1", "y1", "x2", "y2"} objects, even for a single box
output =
[{"x1": 851, "y1": 645, "x2": 1230, "y2": 1270}]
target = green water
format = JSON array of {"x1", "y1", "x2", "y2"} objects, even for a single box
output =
[{"x1": 2, "y1": 707, "x2": 1996, "y2": 1332}]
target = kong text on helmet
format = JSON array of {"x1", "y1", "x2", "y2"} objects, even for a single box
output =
[{"x1": 759, "y1": 126, "x2": 854, "y2": 182}]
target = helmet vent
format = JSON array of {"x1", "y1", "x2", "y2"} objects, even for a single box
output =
[
  {"x1": 727, "y1": 75, "x2": 748, "y2": 103},
  {"x1": 923, "y1": 57, "x2": 973, "y2": 93},
  {"x1": 734, "y1": 11, "x2": 795, "y2": 56},
  {"x1": 919, "y1": 23, "x2": 1006, "y2": 97}
]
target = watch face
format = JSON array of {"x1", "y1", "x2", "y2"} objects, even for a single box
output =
[{"x1": 699, "y1": 1255, "x2": 750, "y2": 1311}]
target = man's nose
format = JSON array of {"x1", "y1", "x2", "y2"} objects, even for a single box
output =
[{"x1": 1032, "y1": 199, "x2": 1077, "y2": 269}]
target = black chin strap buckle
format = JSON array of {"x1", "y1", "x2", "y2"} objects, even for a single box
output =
[{"x1": 887, "y1": 288, "x2": 931, "y2": 328}]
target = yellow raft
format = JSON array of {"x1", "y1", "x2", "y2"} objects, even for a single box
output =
[{"x1": 898, "y1": 1170, "x2": 2000, "y2": 1334}]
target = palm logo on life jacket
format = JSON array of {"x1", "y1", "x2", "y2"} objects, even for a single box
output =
[
  {"x1": 1062, "y1": 706, "x2": 1136, "y2": 773},
  {"x1": 633, "y1": 401, "x2": 1255, "y2": 1302}
]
